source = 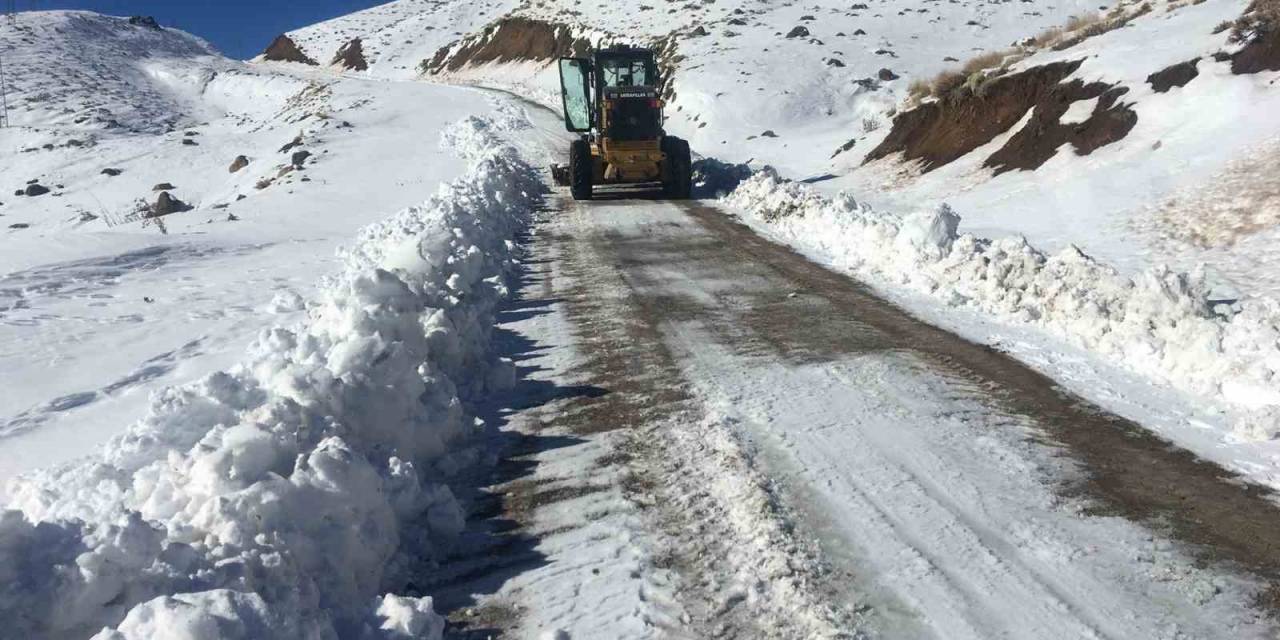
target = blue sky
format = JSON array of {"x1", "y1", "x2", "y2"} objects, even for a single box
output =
[{"x1": 26, "y1": 1, "x2": 391, "y2": 58}]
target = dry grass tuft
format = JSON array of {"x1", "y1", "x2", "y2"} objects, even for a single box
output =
[
  {"x1": 1227, "y1": 0, "x2": 1279, "y2": 43},
  {"x1": 1064, "y1": 13, "x2": 1104, "y2": 32},
  {"x1": 960, "y1": 50, "x2": 1009, "y2": 76},
  {"x1": 901, "y1": 0, "x2": 1156, "y2": 109}
]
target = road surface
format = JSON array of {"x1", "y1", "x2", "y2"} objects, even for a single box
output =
[{"x1": 417, "y1": 171, "x2": 1280, "y2": 639}]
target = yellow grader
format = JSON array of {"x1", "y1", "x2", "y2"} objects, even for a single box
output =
[{"x1": 553, "y1": 46, "x2": 692, "y2": 200}]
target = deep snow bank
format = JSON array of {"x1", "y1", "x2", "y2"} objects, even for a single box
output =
[
  {"x1": 0, "y1": 116, "x2": 542, "y2": 640},
  {"x1": 724, "y1": 170, "x2": 1280, "y2": 441}
]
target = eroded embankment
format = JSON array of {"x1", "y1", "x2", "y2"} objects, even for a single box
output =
[
  {"x1": 865, "y1": 60, "x2": 1137, "y2": 174},
  {"x1": 421, "y1": 17, "x2": 596, "y2": 75}
]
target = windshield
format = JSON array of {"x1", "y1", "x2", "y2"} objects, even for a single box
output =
[{"x1": 599, "y1": 57, "x2": 656, "y2": 88}]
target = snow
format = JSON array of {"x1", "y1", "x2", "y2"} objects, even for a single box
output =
[
  {"x1": 1, "y1": 23, "x2": 547, "y2": 628},
  {"x1": 1059, "y1": 96, "x2": 1099, "y2": 124},
  {"x1": 723, "y1": 168, "x2": 1280, "y2": 484},
  {"x1": 827, "y1": 0, "x2": 1280, "y2": 299},
  {"x1": 3, "y1": 0, "x2": 1280, "y2": 636},
  {"x1": 556, "y1": 194, "x2": 1273, "y2": 638},
  {"x1": 0, "y1": 12, "x2": 518, "y2": 483}
]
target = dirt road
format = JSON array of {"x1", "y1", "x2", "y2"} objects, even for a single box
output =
[{"x1": 432, "y1": 185, "x2": 1280, "y2": 639}]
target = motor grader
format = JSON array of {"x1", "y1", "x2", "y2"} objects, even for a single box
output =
[{"x1": 554, "y1": 46, "x2": 692, "y2": 200}]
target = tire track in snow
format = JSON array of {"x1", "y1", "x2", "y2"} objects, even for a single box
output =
[
  {"x1": 436, "y1": 197, "x2": 855, "y2": 638},
  {"x1": 563, "y1": 194, "x2": 1275, "y2": 637}
]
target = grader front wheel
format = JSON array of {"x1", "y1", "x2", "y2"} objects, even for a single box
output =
[
  {"x1": 570, "y1": 139, "x2": 593, "y2": 201},
  {"x1": 662, "y1": 136, "x2": 692, "y2": 200}
]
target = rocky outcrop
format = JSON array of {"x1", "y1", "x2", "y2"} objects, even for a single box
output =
[
  {"x1": 261, "y1": 35, "x2": 318, "y2": 66},
  {"x1": 422, "y1": 17, "x2": 594, "y2": 74},
  {"x1": 229, "y1": 155, "x2": 250, "y2": 173},
  {"x1": 151, "y1": 192, "x2": 192, "y2": 216},
  {"x1": 332, "y1": 38, "x2": 369, "y2": 71},
  {"x1": 127, "y1": 16, "x2": 161, "y2": 30},
  {"x1": 865, "y1": 60, "x2": 1137, "y2": 174}
]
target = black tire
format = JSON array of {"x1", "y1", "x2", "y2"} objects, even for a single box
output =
[
  {"x1": 662, "y1": 136, "x2": 692, "y2": 199},
  {"x1": 569, "y1": 138, "x2": 593, "y2": 201}
]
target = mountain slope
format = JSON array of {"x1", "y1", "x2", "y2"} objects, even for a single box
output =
[{"x1": 1, "y1": 11, "x2": 220, "y2": 132}]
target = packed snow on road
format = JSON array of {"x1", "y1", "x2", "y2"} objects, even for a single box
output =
[{"x1": 2, "y1": 1, "x2": 1280, "y2": 639}]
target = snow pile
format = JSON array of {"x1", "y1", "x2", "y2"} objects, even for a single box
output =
[
  {"x1": 725, "y1": 169, "x2": 1280, "y2": 439},
  {"x1": 0, "y1": 116, "x2": 542, "y2": 640}
]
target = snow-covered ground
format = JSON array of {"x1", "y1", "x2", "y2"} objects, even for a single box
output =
[
  {"x1": 3, "y1": 1, "x2": 1280, "y2": 638},
  {"x1": 0, "y1": 12, "x2": 515, "y2": 482}
]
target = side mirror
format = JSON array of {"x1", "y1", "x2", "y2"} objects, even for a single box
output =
[{"x1": 558, "y1": 58, "x2": 593, "y2": 133}]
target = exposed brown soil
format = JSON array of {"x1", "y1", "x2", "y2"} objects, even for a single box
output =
[
  {"x1": 867, "y1": 60, "x2": 1137, "y2": 174},
  {"x1": 422, "y1": 17, "x2": 593, "y2": 75},
  {"x1": 1147, "y1": 58, "x2": 1200, "y2": 92},
  {"x1": 984, "y1": 83, "x2": 1136, "y2": 174},
  {"x1": 1232, "y1": 27, "x2": 1280, "y2": 74},
  {"x1": 865, "y1": 61, "x2": 1082, "y2": 171},
  {"x1": 332, "y1": 38, "x2": 369, "y2": 72},
  {"x1": 261, "y1": 34, "x2": 318, "y2": 66}
]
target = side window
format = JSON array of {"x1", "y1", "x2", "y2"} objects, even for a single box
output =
[{"x1": 558, "y1": 58, "x2": 592, "y2": 132}]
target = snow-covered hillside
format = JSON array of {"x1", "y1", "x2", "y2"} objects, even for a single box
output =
[
  {"x1": 280, "y1": 0, "x2": 1279, "y2": 295},
  {"x1": 0, "y1": 12, "x2": 219, "y2": 132},
  {"x1": 1, "y1": 9, "x2": 560, "y2": 639},
  {"x1": 0, "y1": 11, "x2": 517, "y2": 481}
]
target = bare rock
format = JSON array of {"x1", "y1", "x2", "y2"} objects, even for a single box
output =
[
  {"x1": 229, "y1": 155, "x2": 250, "y2": 173},
  {"x1": 290, "y1": 150, "x2": 312, "y2": 168},
  {"x1": 279, "y1": 136, "x2": 303, "y2": 154},
  {"x1": 151, "y1": 192, "x2": 192, "y2": 216},
  {"x1": 878, "y1": 68, "x2": 900, "y2": 81},
  {"x1": 786, "y1": 26, "x2": 810, "y2": 38},
  {"x1": 261, "y1": 34, "x2": 318, "y2": 65},
  {"x1": 152, "y1": 182, "x2": 176, "y2": 191},
  {"x1": 101, "y1": 168, "x2": 122, "y2": 176},
  {"x1": 332, "y1": 38, "x2": 369, "y2": 71},
  {"x1": 128, "y1": 16, "x2": 161, "y2": 29},
  {"x1": 24, "y1": 184, "x2": 50, "y2": 197}
]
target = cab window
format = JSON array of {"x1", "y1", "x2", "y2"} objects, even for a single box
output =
[{"x1": 600, "y1": 58, "x2": 654, "y2": 88}]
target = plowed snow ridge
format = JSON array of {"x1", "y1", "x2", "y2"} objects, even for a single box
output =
[{"x1": 1, "y1": 116, "x2": 542, "y2": 639}]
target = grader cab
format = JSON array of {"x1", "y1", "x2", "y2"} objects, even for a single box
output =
[{"x1": 556, "y1": 46, "x2": 692, "y2": 200}]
